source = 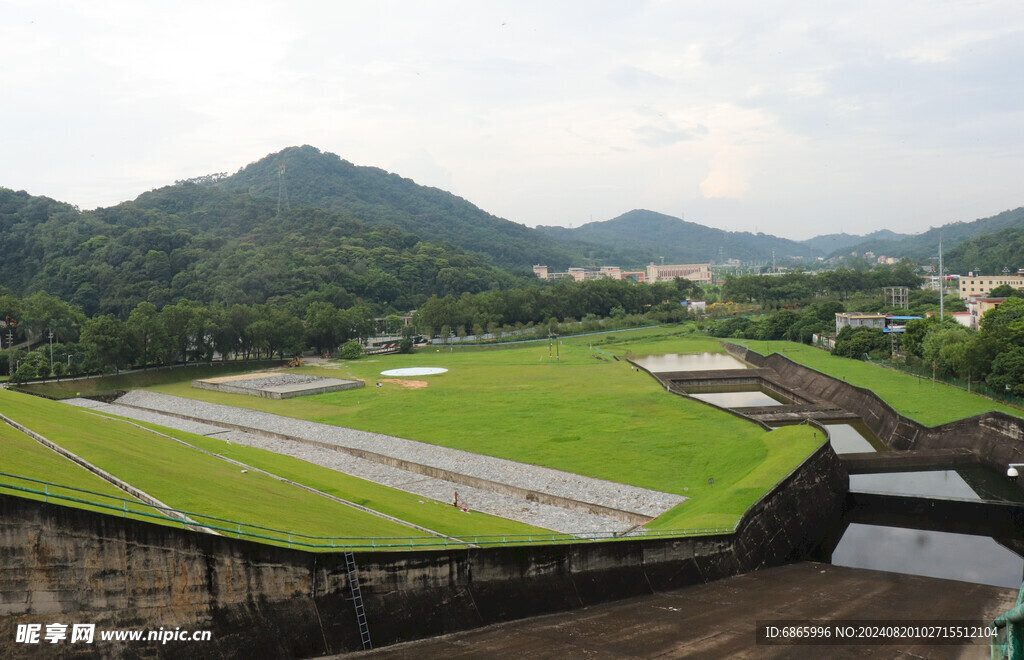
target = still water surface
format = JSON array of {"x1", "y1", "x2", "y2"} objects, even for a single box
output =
[
  {"x1": 832, "y1": 524, "x2": 1024, "y2": 588},
  {"x1": 637, "y1": 356, "x2": 1024, "y2": 588},
  {"x1": 827, "y1": 423, "x2": 1024, "y2": 587},
  {"x1": 689, "y1": 390, "x2": 787, "y2": 407},
  {"x1": 632, "y1": 352, "x2": 749, "y2": 372}
]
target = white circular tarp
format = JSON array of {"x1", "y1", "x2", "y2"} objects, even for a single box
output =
[{"x1": 380, "y1": 367, "x2": 449, "y2": 377}]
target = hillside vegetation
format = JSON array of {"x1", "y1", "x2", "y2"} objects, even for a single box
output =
[
  {"x1": 0, "y1": 183, "x2": 523, "y2": 316},
  {"x1": 538, "y1": 209, "x2": 820, "y2": 264},
  {"x1": 217, "y1": 145, "x2": 582, "y2": 269}
]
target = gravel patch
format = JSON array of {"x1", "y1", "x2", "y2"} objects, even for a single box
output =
[
  {"x1": 74, "y1": 399, "x2": 632, "y2": 535},
  {"x1": 83, "y1": 391, "x2": 688, "y2": 535},
  {"x1": 63, "y1": 398, "x2": 106, "y2": 409},
  {"x1": 212, "y1": 374, "x2": 325, "y2": 390},
  {"x1": 116, "y1": 391, "x2": 686, "y2": 519},
  {"x1": 98, "y1": 404, "x2": 231, "y2": 436}
]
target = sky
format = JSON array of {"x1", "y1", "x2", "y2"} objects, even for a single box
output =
[{"x1": 2, "y1": 1, "x2": 1024, "y2": 240}]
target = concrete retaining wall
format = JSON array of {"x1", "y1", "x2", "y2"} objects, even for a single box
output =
[
  {"x1": 192, "y1": 379, "x2": 363, "y2": 399},
  {"x1": 724, "y1": 343, "x2": 1024, "y2": 471},
  {"x1": 0, "y1": 444, "x2": 846, "y2": 658}
]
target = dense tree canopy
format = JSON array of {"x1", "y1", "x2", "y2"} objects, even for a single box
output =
[{"x1": 0, "y1": 185, "x2": 526, "y2": 317}]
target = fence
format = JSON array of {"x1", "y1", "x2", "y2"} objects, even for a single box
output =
[
  {"x1": 0, "y1": 472, "x2": 733, "y2": 552},
  {"x1": 862, "y1": 356, "x2": 1024, "y2": 410}
]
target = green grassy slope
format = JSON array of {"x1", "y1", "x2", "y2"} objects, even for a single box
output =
[
  {"x1": 733, "y1": 340, "x2": 1024, "y2": 426},
  {"x1": 146, "y1": 328, "x2": 824, "y2": 530},
  {"x1": 114, "y1": 418, "x2": 550, "y2": 538},
  {"x1": 0, "y1": 420, "x2": 150, "y2": 519},
  {"x1": 0, "y1": 389, "x2": 431, "y2": 542}
]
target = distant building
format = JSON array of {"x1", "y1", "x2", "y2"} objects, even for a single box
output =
[
  {"x1": 958, "y1": 273, "x2": 1024, "y2": 299},
  {"x1": 835, "y1": 313, "x2": 921, "y2": 334},
  {"x1": 645, "y1": 262, "x2": 712, "y2": 284},
  {"x1": 567, "y1": 267, "x2": 590, "y2": 282},
  {"x1": 926, "y1": 310, "x2": 973, "y2": 329},
  {"x1": 962, "y1": 297, "x2": 1009, "y2": 330},
  {"x1": 924, "y1": 274, "x2": 959, "y2": 291},
  {"x1": 882, "y1": 316, "x2": 922, "y2": 333},
  {"x1": 533, "y1": 265, "x2": 647, "y2": 282},
  {"x1": 680, "y1": 300, "x2": 706, "y2": 313},
  {"x1": 533, "y1": 263, "x2": 712, "y2": 284},
  {"x1": 835, "y1": 313, "x2": 886, "y2": 334}
]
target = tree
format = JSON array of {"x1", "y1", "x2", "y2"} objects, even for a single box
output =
[
  {"x1": 760, "y1": 310, "x2": 799, "y2": 340},
  {"x1": 339, "y1": 339, "x2": 363, "y2": 359},
  {"x1": 160, "y1": 300, "x2": 202, "y2": 364},
  {"x1": 987, "y1": 346, "x2": 1024, "y2": 397},
  {"x1": 902, "y1": 317, "x2": 940, "y2": 358},
  {"x1": 127, "y1": 301, "x2": 164, "y2": 368},
  {"x1": 921, "y1": 326, "x2": 973, "y2": 378},
  {"x1": 80, "y1": 314, "x2": 131, "y2": 373},
  {"x1": 833, "y1": 326, "x2": 889, "y2": 359},
  {"x1": 20, "y1": 291, "x2": 86, "y2": 344},
  {"x1": 305, "y1": 302, "x2": 342, "y2": 353},
  {"x1": 980, "y1": 297, "x2": 1024, "y2": 348},
  {"x1": 989, "y1": 284, "x2": 1024, "y2": 298}
]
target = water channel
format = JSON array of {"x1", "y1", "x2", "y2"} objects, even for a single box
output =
[{"x1": 640, "y1": 352, "x2": 1024, "y2": 589}]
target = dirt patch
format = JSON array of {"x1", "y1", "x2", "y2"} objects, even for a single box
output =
[{"x1": 380, "y1": 379, "x2": 429, "y2": 390}]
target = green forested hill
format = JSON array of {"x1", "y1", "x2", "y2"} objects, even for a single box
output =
[
  {"x1": 538, "y1": 209, "x2": 820, "y2": 264},
  {"x1": 0, "y1": 184, "x2": 525, "y2": 317},
  {"x1": 800, "y1": 229, "x2": 910, "y2": 254},
  {"x1": 945, "y1": 223, "x2": 1024, "y2": 275},
  {"x1": 830, "y1": 207, "x2": 1024, "y2": 260},
  {"x1": 216, "y1": 145, "x2": 581, "y2": 269}
]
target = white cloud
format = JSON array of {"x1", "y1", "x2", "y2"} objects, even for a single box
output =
[{"x1": 1, "y1": 1, "x2": 1023, "y2": 237}]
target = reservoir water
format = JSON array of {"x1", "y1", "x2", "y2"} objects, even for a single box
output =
[
  {"x1": 824, "y1": 423, "x2": 1024, "y2": 588},
  {"x1": 632, "y1": 352, "x2": 749, "y2": 372},
  {"x1": 689, "y1": 389, "x2": 787, "y2": 408},
  {"x1": 642, "y1": 351, "x2": 1024, "y2": 589}
]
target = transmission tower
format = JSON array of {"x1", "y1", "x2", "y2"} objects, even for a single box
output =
[{"x1": 276, "y1": 165, "x2": 290, "y2": 215}]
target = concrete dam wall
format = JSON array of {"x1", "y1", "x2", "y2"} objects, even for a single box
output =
[
  {"x1": 723, "y1": 343, "x2": 1024, "y2": 471},
  {"x1": 0, "y1": 444, "x2": 846, "y2": 658}
]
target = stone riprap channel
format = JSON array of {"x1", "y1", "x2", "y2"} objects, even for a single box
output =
[
  {"x1": 64, "y1": 392, "x2": 686, "y2": 536},
  {"x1": 193, "y1": 371, "x2": 363, "y2": 399}
]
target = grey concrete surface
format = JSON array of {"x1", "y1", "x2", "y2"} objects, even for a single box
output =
[{"x1": 346, "y1": 562, "x2": 1017, "y2": 659}]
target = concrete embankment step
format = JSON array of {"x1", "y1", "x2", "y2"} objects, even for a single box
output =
[
  {"x1": 737, "y1": 404, "x2": 862, "y2": 424},
  {"x1": 845, "y1": 491, "x2": 1024, "y2": 538},
  {"x1": 840, "y1": 448, "x2": 981, "y2": 474}
]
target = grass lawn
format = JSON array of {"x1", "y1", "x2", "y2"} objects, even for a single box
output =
[
  {"x1": 16, "y1": 359, "x2": 285, "y2": 400},
  {"x1": 644, "y1": 425, "x2": 825, "y2": 529},
  {"x1": 586, "y1": 326, "x2": 731, "y2": 357},
  {"x1": 146, "y1": 327, "x2": 823, "y2": 530},
  {"x1": 731, "y1": 340, "x2": 1024, "y2": 426},
  {"x1": 0, "y1": 419, "x2": 153, "y2": 520},
  {"x1": 0, "y1": 389, "x2": 434, "y2": 544},
  {"x1": 109, "y1": 416, "x2": 551, "y2": 539}
]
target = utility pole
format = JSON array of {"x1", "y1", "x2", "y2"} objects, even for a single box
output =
[
  {"x1": 939, "y1": 238, "x2": 944, "y2": 321},
  {"x1": 48, "y1": 329, "x2": 54, "y2": 373}
]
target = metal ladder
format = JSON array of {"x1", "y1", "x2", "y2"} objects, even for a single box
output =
[{"x1": 344, "y1": 551, "x2": 372, "y2": 651}]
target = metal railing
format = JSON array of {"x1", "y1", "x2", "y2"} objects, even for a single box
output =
[
  {"x1": 0, "y1": 472, "x2": 734, "y2": 551},
  {"x1": 992, "y1": 580, "x2": 1024, "y2": 658}
]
